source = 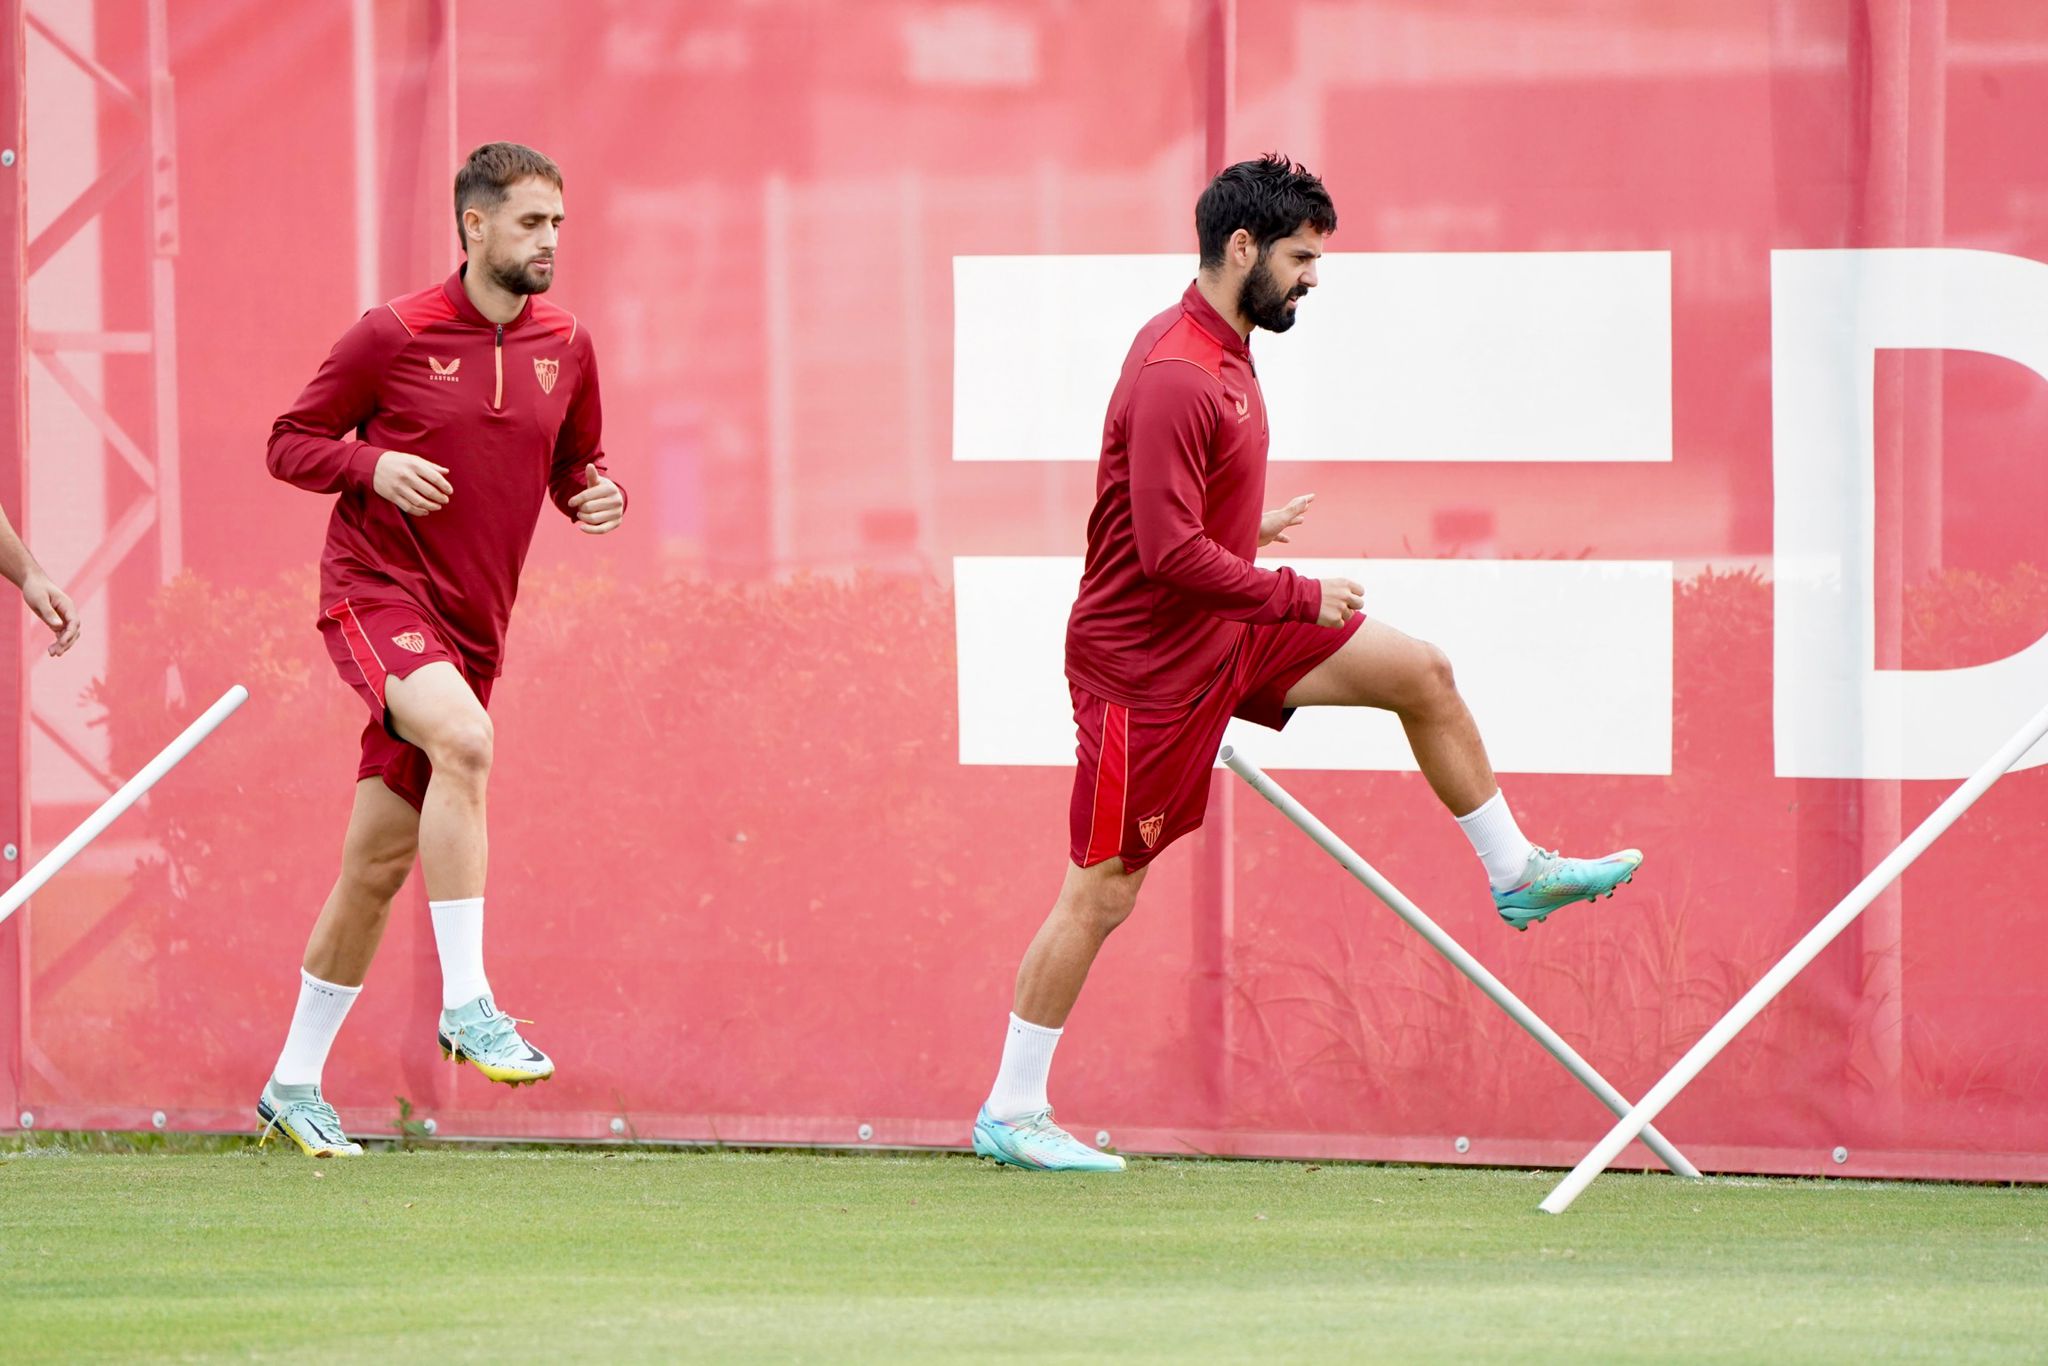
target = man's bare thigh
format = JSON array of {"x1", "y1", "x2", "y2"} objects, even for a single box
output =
[
  {"x1": 341, "y1": 774, "x2": 420, "y2": 864},
  {"x1": 1281, "y1": 618, "x2": 1444, "y2": 712},
  {"x1": 382, "y1": 660, "x2": 488, "y2": 751}
]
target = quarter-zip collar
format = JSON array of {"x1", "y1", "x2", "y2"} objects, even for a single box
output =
[
  {"x1": 443, "y1": 263, "x2": 535, "y2": 332},
  {"x1": 1181, "y1": 280, "x2": 1252, "y2": 359}
]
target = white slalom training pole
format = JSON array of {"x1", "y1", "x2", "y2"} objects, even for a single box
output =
[
  {"x1": 0, "y1": 684, "x2": 249, "y2": 928},
  {"x1": 1221, "y1": 745, "x2": 1701, "y2": 1180},
  {"x1": 1540, "y1": 695, "x2": 2048, "y2": 1215}
]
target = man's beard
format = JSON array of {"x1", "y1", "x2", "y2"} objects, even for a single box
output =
[
  {"x1": 485, "y1": 251, "x2": 552, "y2": 296},
  {"x1": 1239, "y1": 253, "x2": 1305, "y2": 333}
]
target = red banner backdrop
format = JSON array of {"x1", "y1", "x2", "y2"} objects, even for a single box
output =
[{"x1": 7, "y1": 0, "x2": 2047, "y2": 1179}]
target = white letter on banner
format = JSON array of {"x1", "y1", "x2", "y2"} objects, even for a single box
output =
[
  {"x1": 954, "y1": 557, "x2": 1671, "y2": 775},
  {"x1": 952, "y1": 252, "x2": 1671, "y2": 463},
  {"x1": 1774, "y1": 248, "x2": 2048, "y2": 779},
  {"x1": 952, "y1": 251, "x2": 1674, "y2": 776}
]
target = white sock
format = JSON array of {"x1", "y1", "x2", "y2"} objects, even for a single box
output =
[
  {"x1": 272, "y1": 969, "x2": 361, "y2": 1087},
  {"x1": 984, "y1": 1013, "x2": 1062, "y2": 1122},
  {"x1": 1455, "y1": 790, "x2": 1537, "y2": 891},
  {"x1": 429, "y1": 896, "x2": 491, "y2": 1010}
]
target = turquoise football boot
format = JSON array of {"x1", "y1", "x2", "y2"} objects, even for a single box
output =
[
  {"x1": 439, "y1": 995, "x2": 555, "y2": 1086},
  {"x1": 256, "y1": 1079, "x2": 363, "y2": 1157},
  {"x1": 1494, "y1": 847, "x2": 1644, "y2": 931},
  {"x1": 973, "y1": 1105, "x2": 1126, "y2": 1172}
]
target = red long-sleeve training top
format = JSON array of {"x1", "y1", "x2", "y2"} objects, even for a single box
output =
[
  {"x1": 267, "y1": 267, "x2": 620, "y2": 676},
  {"x1": 1065, "y1": 282, "x2": 1322, "y2": 708}
]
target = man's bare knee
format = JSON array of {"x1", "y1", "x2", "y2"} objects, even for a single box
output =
[
  {"x1": 1394, "y1": 641, "x2": 1460, "y2": 718},
  {"x1": 342, "y1": 839, "x2": 417, "y2": 904},
  {"x1": 1065, "y1": 865, "x2": 1144, "y2": 938},
  {"x1": 425, "y1": 713, "x2": 494, "y2": 780},
  {"x1": 1421, "y1": 642, "x2": 1457, "y2": 700}
]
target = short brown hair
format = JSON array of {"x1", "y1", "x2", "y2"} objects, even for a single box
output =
[{"x1": 453, "y1": 142, "x2": 563, "y2": 254}]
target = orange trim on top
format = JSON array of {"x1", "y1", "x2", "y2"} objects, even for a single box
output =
[
  {"x1": 530, "y1": 297, "x2": 579, "y2": 344},
  {"x1": 1142, "y1": 314, "x2": 1228, "y2": 379},
  {"x1": 388, "y1": 284, "x2": 461, "y2": 336}
]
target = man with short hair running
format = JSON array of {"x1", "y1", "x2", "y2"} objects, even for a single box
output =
[
  {"x1": 257, "y1": 142, "x2": 625, "y2": 1156},
  {"x1": 972, "y1": 155, "x2": 1642, "y2": 1172}
]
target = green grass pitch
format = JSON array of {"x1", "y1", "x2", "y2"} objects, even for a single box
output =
[{"x1": 3, "y1": 1142, "x2": 2043, "y2": 1362}]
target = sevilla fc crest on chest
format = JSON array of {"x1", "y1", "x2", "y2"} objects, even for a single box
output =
[{"x1": 533, "y1": 357, "x2": 560, "y2": 394}]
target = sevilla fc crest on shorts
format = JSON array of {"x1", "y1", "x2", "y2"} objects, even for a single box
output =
[
  {"x1": 392, "y1": 631, "x2": 427, "y2": 654},
  {"x1": 1138, "y1": 813, "x2": 1166, "y2": 848},
  {"x1": 533, "y1": 357, "x2": 559, "y2": 394}
]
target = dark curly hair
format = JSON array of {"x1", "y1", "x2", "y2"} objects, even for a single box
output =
[{"x1": 1195, "y1": 154, "x2": 1337, "y2": 268}]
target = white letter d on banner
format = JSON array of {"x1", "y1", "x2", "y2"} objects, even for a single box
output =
[{"x1": 1775, "y1": 248, "x2": 2048, "y2": 779}]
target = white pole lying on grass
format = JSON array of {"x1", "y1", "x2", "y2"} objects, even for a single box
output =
[
  {"x1": 1221, "y1": 745, "x2": 1701, "y2": 1180},
  {"x1": 0, "y1": 684, "x2": 249, "y2": 929},
  {"x1": 1539, "y1": 695, "x2": 2048, "y2": 1214}
]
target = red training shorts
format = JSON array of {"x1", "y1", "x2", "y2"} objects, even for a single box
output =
[
  {"x1": 1069, "y1": 613, "x2": 1365, "y2": 871},
  {"x1": 318, "y1": 596, "x2": 493, "y2": 813}
]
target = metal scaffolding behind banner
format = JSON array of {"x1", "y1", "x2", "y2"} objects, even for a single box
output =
[{"x1": 24, "y1": 0, "x2": 181, "y2": 607}]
